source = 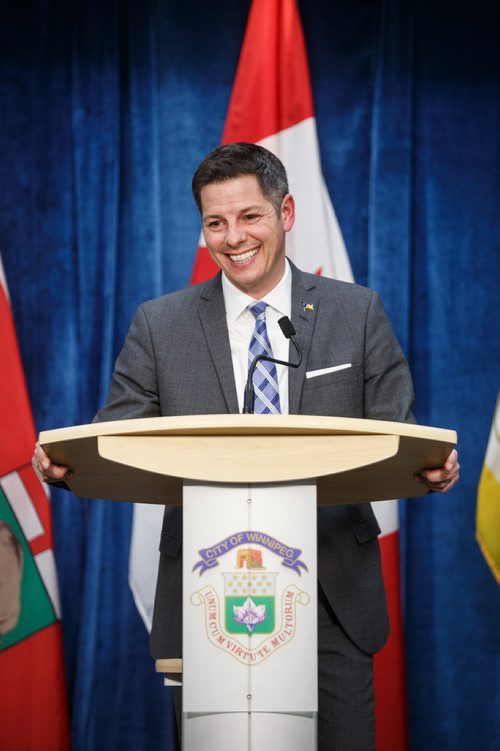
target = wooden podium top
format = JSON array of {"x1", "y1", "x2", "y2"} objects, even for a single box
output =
[{"x1": 39, "y1": 414, "x2": 457, "y2": 505}]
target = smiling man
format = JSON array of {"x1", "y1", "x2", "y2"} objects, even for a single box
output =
[
  {"x1": 197, "y1": 172, "x2": 294, "y2": 299},
  {"x1": 34, "y1": 143, "x2": 459, "y2": 750}
]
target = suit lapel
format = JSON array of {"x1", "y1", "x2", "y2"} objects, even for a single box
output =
[
  {"x1": 196, "y1": 264, "x2": 319, "y2": 415},
  {"x1": 289, "y1": 264, "x2": 319, "y2": 414},
  {"x1": 197, "y1": 274, "x2": 240, "y2": 414}
]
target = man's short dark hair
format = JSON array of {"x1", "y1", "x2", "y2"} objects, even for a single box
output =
[{"x1": 192, "y1": 142, "x2": 289, "y2": 215}]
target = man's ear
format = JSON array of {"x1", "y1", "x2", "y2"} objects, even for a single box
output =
[{"x1": 281, "y1": 194, "x2": 295, "y2": 232}]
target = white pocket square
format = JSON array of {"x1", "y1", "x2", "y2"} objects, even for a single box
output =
[{"x1": 306, "y1": 363, "x2": 352, "y2": 379}]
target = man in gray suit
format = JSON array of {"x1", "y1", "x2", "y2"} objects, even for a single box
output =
[{"x1": 34, "y1": 143, "x2": 459, "y2": 749}]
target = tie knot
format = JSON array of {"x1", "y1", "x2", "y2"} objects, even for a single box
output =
[{"x1": 249, "y1": 301, "x2": 267, "y2": 320}]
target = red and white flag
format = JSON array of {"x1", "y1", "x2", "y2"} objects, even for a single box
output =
[
  {"x1": 130, "y1": 1, "x2": 408, "y2": 747},
  {"x1": 0, "y1": 256, "x2": 71, "y2": 750}
]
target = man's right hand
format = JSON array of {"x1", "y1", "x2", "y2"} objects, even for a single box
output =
[{"x1": 32, "y1": 443, "x2": 72, "y2": 485}]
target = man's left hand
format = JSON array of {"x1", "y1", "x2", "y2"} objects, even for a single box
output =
[{"x1": 414, "y1": 448, "x2": 460, "y2": 492}]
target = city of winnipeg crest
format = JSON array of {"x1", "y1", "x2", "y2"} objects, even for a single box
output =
[{"x1": 191, "y1": 531, "x2": 310, "y2": 666}]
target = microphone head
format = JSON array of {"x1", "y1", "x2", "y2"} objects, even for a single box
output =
[{"x1": 278, "y1": 316, "x2": 296, "y2": 339}]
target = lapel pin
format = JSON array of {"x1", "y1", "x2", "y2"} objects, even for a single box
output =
[{"x1": 303, "y1": 302, "x2": 315, "y2": 312}]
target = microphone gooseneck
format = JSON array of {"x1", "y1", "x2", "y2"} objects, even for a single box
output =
[{"x1": 243, "y1": 316, "x2": 303, "y2": 414}]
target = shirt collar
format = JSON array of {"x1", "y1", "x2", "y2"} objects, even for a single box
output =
[{"x1": 222, "y1": 258, "x2": 292, "y2": 323}]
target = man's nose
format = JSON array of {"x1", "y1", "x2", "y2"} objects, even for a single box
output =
[{"x1": 225, "y1": 222, "x2": 246, "y2": 247}]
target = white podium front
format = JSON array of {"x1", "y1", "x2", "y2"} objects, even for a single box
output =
[
  {"x1": 183, "y1": 481, "x2": 317, "y2": 750},
  {"x1": 40, "y1": 415, "x2": 457, "y2": 751}
]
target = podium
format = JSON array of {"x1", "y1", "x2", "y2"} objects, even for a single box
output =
[{"x1": 40, "y1": 415, "x2": 456, "y2": 750}]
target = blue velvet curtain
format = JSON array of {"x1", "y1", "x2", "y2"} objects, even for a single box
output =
[{"x1": 1, "y1": 1, "x2": 498, "y2": 749}]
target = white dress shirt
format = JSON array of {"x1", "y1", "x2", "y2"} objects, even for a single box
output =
[{"x1": 221, "y1": 259, "x2": 292, "y2": 414}]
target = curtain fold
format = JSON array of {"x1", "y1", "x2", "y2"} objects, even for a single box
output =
[
  {"x1": 0, "y1": 1, "x2": 498, "y2": 749},
  {"x1": 367, "y1": 0, "x2": 413, "y2": 354},
  {"x1": 403, "y1": 1, "x2": 500, "y2": 745}
]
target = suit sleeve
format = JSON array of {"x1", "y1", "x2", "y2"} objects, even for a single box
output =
[
  {"x1": 363, "y1": 291, "x2": 416, "y2": 424},
  {"x1": 93, "y1": 305, "x2": 161, "y2": 423}
]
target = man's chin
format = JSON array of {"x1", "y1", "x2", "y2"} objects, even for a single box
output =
[{"x1": 222, "y1": 262, "x2": 261, "y2": 290}]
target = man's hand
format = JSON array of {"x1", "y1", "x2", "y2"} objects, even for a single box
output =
[
  {"x1": 32, "y1": 443, "x2": 72, "y2": 485},
  {"x1": 414, "y1": 448, "x2": 460, "y2": 493}
]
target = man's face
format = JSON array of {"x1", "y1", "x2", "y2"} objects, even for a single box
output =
[{"x1": 200, "y1": 175, "x2": 295, "y2": 299}]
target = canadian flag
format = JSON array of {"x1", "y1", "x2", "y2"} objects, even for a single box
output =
[{"x1": 130, "y1": 1, "x2": 408, "y2": 747}]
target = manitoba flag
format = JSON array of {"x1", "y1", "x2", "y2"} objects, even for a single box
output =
[
  {"x1": 0, "y1": 256, "x2": 70, "y2": 750},
  {"x1": 130, "y1": 1, "x2": 408, "y2": 747}
]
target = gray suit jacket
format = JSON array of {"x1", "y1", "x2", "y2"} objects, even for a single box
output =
[{"x1": 95, "y1": 262, "x2": 415, "y2": 658}]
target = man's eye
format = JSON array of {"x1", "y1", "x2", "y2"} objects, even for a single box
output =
[
  {"x1": 207, "y1": 220, "x2": 222, "y2": 229},
  {"x1": 244, "y1": 214, "x2": 259, "y2": 221}
]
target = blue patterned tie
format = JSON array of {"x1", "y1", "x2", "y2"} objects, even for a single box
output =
[{"x1": 248, "y1": 302, "x2": 281, "y2": 414}]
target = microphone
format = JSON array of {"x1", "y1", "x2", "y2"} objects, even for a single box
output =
[
  {"x1": 242, "y1": 316, "x2": 303, "y2": 414},
  {"x1": 277, "y1": 316, "x2": 302, "y2": 365}
]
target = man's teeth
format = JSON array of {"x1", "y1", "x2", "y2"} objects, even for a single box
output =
[{"x1": 230, "y1": 249, "x2": 258, "y2": 263}]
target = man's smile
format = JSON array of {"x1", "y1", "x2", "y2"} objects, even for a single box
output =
[{"x1": 228, "y1": 248, "x2": 259, "y2": 263}]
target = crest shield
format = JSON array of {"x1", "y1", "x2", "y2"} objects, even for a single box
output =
[{"x1": 223, "y1": 551, "x2": 277, "y2": 635}]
